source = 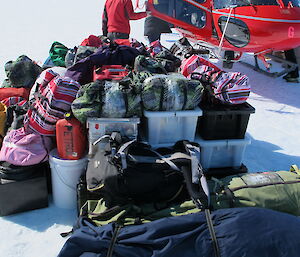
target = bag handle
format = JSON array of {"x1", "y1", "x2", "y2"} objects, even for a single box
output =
[
  {"x1": 116, "y1": 142, "x2": 181, "y2": 171},
  {"x1": 92, "y1": 134, "x2": 111, "y2": 146}
]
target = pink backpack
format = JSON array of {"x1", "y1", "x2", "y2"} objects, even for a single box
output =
[{"x1": 0, "y1": 127, "x2": 53, "y2": 166}]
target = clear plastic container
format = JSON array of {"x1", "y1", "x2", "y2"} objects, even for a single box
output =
[
  {"x1": 143, "y1": 108, "x2": 202, "y2": 147},
  {"x1": 195, "y1": 134, "x2": 251, "y2": 169},
  {"x1": 87, "y1": 118, "x2": 140, "y2": 154}
]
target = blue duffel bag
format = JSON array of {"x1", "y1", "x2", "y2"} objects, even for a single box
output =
[{"x1": 58, "y1": 207, "x2": 300, "y2": 257}]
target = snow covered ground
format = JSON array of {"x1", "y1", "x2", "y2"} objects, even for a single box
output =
[{"x1": 0, "y1": 1, "x2": 299, "y2": 256}]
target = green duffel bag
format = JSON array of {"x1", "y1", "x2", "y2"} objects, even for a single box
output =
[
  {"x1": 80, "y1": 199, "x2": 199, "y2": 227},
  {"x1": 71, "y1": 80, "x2": 142, "y2": 124},
  {"x1": 49, "y1": 41, "x2": 69, "y2": 67},
  {"x1": 209, "y1": 165, "x2": 300, "y2": 216},
  {"x1": 142, "y1": 73, "x2": 204, "y2": 111}
]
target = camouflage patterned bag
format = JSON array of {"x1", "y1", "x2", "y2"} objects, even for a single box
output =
[
  {"x1": 71, "y1": 81, "x2": 103, "y2": 123},
  {"x1": 142, "y1": 74, "x2": 204, "y2": 111},
  {"x1": 123, "y1": 70, "x2": 153, "y2": 93},
  {"x1": 2, "y1": 55, "x2": 42, "y2": 88},
  {"x1": 134, "y1": 55, "x2": 167, "y2": 74},
  {"x1": 101, "y1": 81, "x2": 141, "y2": 118},
  {"x1": 72, "y1": 80, "x2": 142, "y2": 123}
]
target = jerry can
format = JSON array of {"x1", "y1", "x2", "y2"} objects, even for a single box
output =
[{"x1": 56, "y1": 113, "x2": 87, "y2": 160}]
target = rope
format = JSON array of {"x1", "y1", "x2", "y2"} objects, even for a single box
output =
[{"x1": 217, "y1": 6, "x2": 236, "y2": 58}]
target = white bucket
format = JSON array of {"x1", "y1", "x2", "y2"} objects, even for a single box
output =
[{"x1": 49, "y1": 149, "x2": 88, "y2": 209}]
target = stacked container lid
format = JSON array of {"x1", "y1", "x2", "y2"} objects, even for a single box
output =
[
  {"x1": 142, "y1": 108, "x2": 203, "y2": 148},
  {"x1": 195, "y1": 102, "x2": 256, "y2": 171}
]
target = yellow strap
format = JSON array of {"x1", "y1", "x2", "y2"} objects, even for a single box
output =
[{"x1": 290, "y1": 164, "x2": 300, "y2": 175}]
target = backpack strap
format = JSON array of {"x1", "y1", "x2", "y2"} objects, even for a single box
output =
[
  {"x1": 181, "y1": 82, "x2": 188, "y2": 111},
  {"x1": 115, "y1": 138, "x2": 137, "y2": 169},
  {"x1": 180, "y1": 141, "x2": 221, "y2": 257},
  {"x1": 92, "y1": 134, "x2": 111, "y2": 146},
  {"x1": 159, "y1": 77, "x2": 165, "y2": 111},
  {"x1": 116, "y1": 142, "x2": 182, "y2": 171},
  {"x1": 150, "y1": 149, "x2": 181, "y2": 171},
  {"x1": 106, "y1": 223, "x2": 123, "y2": 257}
]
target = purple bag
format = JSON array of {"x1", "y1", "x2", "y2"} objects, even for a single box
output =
[{"x1": 0, "y1": 127, "x2": 53, "y2": 166}]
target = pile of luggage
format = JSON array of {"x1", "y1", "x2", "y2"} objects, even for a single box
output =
[{"x1": 0, "y1": 35, "x2": 300, "y2": 256}]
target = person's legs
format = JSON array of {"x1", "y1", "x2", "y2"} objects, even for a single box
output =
[
  {"x1": 146, "y1": 33, "x2": 161, "y2": 44},
  {"x1": 107, "y1": 32, "x2": 129, "y2": 42},
  {"x1": 284, "y1": 49, "x2": 299, "y2": 81}
]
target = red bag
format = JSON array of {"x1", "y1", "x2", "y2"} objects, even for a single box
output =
[
  {"x1": 0, "y1": 88, "x2": 30, "y2": 101},
  {"x1": 80, "y1": 35, "x2": 103, "y2": 47}
]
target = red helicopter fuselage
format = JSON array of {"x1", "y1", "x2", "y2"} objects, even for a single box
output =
[{"x1": 147, "y1": 0, "x2": 300, "y2": 54}]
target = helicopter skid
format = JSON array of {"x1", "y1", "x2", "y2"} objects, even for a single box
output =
[{"x1": 239, "y1": 54, "x2": 298, "y2": 78}]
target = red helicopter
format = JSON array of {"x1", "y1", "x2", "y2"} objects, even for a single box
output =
[{"x1": 146, "y1": 0, "x2": 300, "y2": 74}]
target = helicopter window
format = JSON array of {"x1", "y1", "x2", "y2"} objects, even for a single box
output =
[
  {"x1": 214, "y1": 0, "x2": 278, "y2": 8},
  {"x1": 218, "y1": 17, "x2": 250, "y2": 47},
  {"x1": 153, "y1": 0, "x2": 207, "y2": 28},
  {"x1": 282, "y1": 0, "x2": 300, "y2": 6}
]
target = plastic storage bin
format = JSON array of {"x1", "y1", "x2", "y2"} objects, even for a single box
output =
[
  {"x1": 87, "y1": 118, "x2": 140, "y2": 142},
  {"x1": 143, "y1": 108, "x2": 202, "y2": 147},
  {"x1": 196, "y1": 135, "x2": 251, "y2": 169},
  {"x1": 204, "y1": 163, "x2": 248, "y2": 179},
  {"x1": 197, "y1": 102, "x2": 255, "y2": 140},
  {"x1": 87, "y1": 118, "x2": 140, "y2": 152}
]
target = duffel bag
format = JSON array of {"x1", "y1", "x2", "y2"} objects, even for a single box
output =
[
  {"x1": 134, "y1": 55, "x2": 167, "y2": 74},
  {"x1": 0, "y1": 87, "x2": 30, "y2": 101},
  {"x1": 142, "y1": 73, "x2": 204, "y2": 111},
  {"x1": 0, "y1": 127, "x2": 53, "y2": 166},
  {"x1": 0, "y1": 161, "x2": 50, "y2": 216},
  {"x1": 209, "y1": 165, "x2": 300, "y2": 216},
  {"x1": 49, "y1": 41, "x2": 69, "y2": 67},
  {"x1": 58, "y1": 207, "x2": 300, "y2": 257},
  {"x1": 86, "y1": 133, "x2": 190, "y2": 207},
  {"x1": 188, "y1": 59, "x2": 250, "y2": 105},
  {"x1": 80, "y1": 198, "x2": 198, "y2": 226},
  {"x1": 3, "y1": 55, "x2": 42, "y2": 89},
  {"x1": 71, "y1": 80, "x2": 141, "y2": 124}
]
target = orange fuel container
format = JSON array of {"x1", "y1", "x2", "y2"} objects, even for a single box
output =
[{"x1": 56, "y1": 113, "x2": 87, "y2": 160}]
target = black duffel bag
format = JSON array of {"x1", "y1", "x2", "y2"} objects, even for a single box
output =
[
  {"x1": 0, "y1": 161, "x2": 50, "y2": 216},
  {"x1": 86, "y1": 132, "x2": 190, "y2": 207}
]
